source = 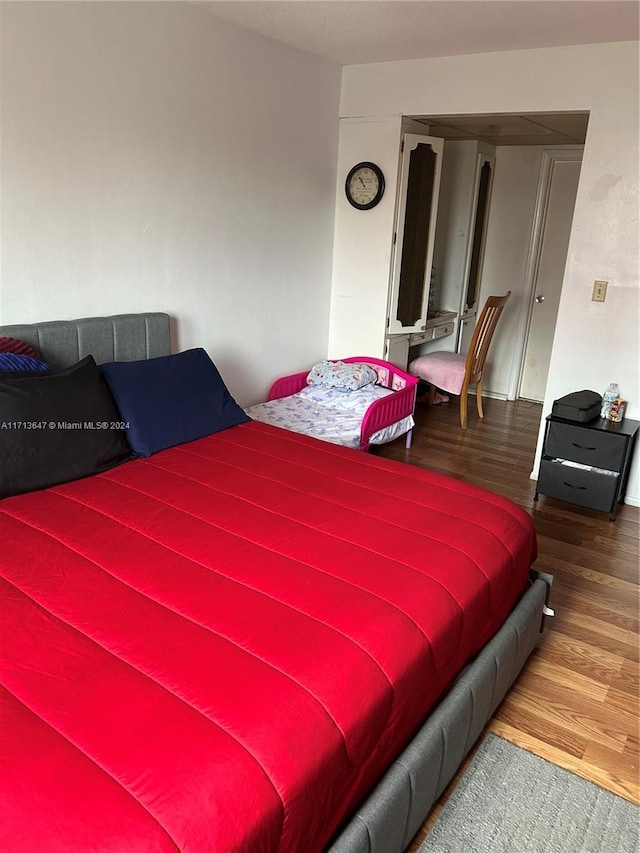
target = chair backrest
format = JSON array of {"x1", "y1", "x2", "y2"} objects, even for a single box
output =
[{"x1": 464, "y1": 291, "x2": 511, "y2": 383}]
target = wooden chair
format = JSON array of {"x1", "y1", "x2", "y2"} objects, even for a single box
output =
[{"x1": 409, "y1": 291, "x2": 511, "y2": 429}]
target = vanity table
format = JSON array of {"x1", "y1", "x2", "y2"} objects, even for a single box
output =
[{"x1": 385, "y1": 310, "x2": 457, "y2": 370}]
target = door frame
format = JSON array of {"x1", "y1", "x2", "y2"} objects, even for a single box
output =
[{"x1": 507, "y1": 146, "x2": 583, "y2": 401}]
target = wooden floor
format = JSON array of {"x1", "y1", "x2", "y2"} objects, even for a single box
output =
[{"x1": 372, "y1": 396, "x2": 639, "y2": 849}]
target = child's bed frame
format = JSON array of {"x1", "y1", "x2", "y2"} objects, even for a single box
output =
[{"x1": 267, "y1": 356, "x2": 419, "y2": 451}]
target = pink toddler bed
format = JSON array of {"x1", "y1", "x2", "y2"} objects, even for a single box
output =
[{"x1": 249, "y1": 357, "x2": 418, "y2": 451}]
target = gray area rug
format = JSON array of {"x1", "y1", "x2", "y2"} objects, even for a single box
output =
[{"x1": 419, "y1": 734, "x2": 639, "y2": 853}]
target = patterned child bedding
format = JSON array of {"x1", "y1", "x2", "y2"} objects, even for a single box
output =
[
  {"x1": 0, "y1": 420, "x2": 537, "y2": 853},
  {"x1": 246, "y1": 383, "x2": 414, "y2": 448}
]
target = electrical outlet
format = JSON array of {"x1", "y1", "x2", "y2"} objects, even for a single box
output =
[{"x1": 592, "y1": 280, "x2": 608, "y2": 302}]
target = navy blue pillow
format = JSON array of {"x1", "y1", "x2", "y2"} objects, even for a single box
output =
[{"x1": 100, "y1": 348, "x2": 250, "y2": 457}]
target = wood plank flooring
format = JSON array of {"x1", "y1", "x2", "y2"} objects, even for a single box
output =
[{"x1": 372, "y1": 396, "x2": 639, "y2": 849}]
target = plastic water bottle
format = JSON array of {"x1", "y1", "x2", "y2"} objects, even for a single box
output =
[{"x1": 601, "y1": 383, "x2": 619, "y2": 419}]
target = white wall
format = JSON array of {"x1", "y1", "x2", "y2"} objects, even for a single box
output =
[
  {"x1": 0, "y1": 2, "x2": 341, "y2": 404},
  {"x1": 339, "y1": 41, "x2": 640, "y2": 505},
  {"x1": 328, "y1": 116, "x2": 403, "y2": 358}
]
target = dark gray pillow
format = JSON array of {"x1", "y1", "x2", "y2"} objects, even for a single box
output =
[{"x1": 0, "y1": 356, "x2": 132, "y2": 499}]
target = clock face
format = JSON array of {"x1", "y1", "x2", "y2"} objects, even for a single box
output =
[{"x1": 345, "y1": 162, "x2": 385, "y2": 210}]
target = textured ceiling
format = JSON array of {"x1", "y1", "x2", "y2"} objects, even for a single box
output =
[
  {"x1": 417, "y1": 111, "x2": 590, "y2": 146},
  {"x1": 196, "y1": 1, "x2": 639, "y2": 65}
]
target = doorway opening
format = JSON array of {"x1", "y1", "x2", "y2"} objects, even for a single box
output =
[{"x1": 405, "y1": 111, "x2": 588, "y2": 404}]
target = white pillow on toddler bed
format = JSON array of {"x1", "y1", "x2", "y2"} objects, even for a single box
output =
[{"x1": 306, "y1": 360, "x2": 378, "y2": 393}]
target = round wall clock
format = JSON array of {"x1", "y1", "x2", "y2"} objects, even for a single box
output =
[{"x1": 345, "y1": 162, "x2": 385, "y2": 210}]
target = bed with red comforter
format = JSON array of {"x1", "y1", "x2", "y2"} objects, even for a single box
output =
[
  {"x1": 0, "y1": 423, "x2": 535, "y2": 853},
  {"x1": 1, "y1": 418, "x2": 537, "y2": 852}
]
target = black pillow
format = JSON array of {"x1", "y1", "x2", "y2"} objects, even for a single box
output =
[{"x1": 0, "y1": 355, "x2": 132, "y2": 499}]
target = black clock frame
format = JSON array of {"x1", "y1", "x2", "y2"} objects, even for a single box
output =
[{"x1": 345, "y1": 162, "x2": 385, "y2": 210}]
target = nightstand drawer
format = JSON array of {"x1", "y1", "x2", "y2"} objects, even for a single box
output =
[
  {"x1": 546, "y1": 422, "x2": 626, "y2": 470},
  {"x1": 537, "y1": 460, "x2": 619, "y2": 512}
]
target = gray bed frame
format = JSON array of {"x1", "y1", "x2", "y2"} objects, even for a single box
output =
[
  {"x1": 0, "y1": 312, "x2": 171, "y2": 369},
  {"x1": 0, "y1": 312, "x2": 553, "y2": 853}
]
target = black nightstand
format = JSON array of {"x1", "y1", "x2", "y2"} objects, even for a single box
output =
[{"x1": 534, "y1": 415, "x2": 639, "y2": 520}]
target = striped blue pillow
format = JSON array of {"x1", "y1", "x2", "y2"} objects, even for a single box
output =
[{"x1": 0, "y1": 353, "x2": 50, "y2": 373}]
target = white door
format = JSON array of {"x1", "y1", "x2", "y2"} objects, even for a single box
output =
[{"x1": 519, "y1": 158, "x2": 581, "y2": 402}]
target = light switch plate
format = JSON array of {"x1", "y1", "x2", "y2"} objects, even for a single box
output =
[{"x1": 592, "y1": 280, "x2": 608, "y2": 302}]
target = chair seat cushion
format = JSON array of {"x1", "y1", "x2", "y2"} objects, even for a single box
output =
[{"x1": 409, "y1": 351, "x2": 467, "y2": 395}]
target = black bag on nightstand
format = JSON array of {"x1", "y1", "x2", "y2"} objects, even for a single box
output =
[{"x1": 551, "y1": 390, "x2": 602, "y2": 422}]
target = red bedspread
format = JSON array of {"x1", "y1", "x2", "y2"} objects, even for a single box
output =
[{"x1": 0, "y1": 422, "x2": 536, "y2": 852}]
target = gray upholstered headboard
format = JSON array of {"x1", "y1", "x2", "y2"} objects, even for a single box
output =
[{"x1": 0, "y1": 313, "x2": 171, "y2": 370}]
